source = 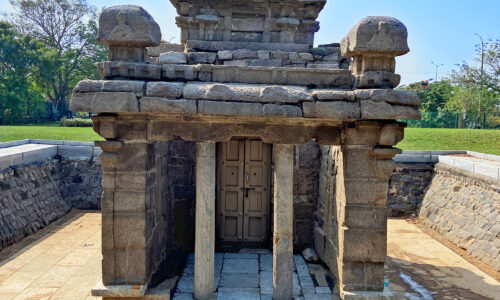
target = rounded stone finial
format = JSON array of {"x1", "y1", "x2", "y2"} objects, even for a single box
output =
[
  {"x1": 341, "y1": 16, "x2": 409, "y2": 57},
  {"x1": 97, "y1": 5, "x2": 161, "y2": 47}
]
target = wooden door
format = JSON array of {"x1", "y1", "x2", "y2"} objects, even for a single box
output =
[{"x1": 217, "y1": 138, "x2": 271, "y2": 245}]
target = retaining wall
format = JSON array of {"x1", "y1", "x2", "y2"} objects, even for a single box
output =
[
  {"x1": 0, "y1": 140, "x2": 102, "y2": 250},
  {"x1": 419, "y1": 163, "x2": 500, "y2": 271}
]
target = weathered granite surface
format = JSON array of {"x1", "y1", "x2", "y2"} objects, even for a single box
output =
[{"x1": 71, "y1": 80, "x2": 421, "y2": 121}]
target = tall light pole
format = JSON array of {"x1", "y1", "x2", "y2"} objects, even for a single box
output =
[
  {"x1": 431, "y1": 61, "x2": 443, "y2": 81},
  {"x1": 474, "y1": 33, "x2": 485, "y2": 128}
]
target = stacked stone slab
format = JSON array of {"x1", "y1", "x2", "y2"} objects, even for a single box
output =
[{"x1": 70, "y1": 2, "x2": 420, "y2": 300}]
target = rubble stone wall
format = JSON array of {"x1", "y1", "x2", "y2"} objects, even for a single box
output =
[
  {"x1": 419, "y1": 163, "x2": 500, "y2": 271},
  {"x1": 387, "y1": 163, "x2": 434, "y2": 216},
  {"x1": 0, "y1": 159, "x2": 102, "y2": 250}
]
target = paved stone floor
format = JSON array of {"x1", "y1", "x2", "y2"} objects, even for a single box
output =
[
  {"x1": 173, "y1": 251, "x2": 333, "y2": 300},
  {"x1": 0, "y1": 211, "x2": 498, "y2": 299}
]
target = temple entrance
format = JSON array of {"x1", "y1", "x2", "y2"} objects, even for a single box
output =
[{"x1": 216, "y1": 137, "x2": 271, "y2": 249}]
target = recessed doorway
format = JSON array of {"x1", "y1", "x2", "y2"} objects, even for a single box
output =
[{"x1": 216, "y1": 137, "x2": 272, "y2": 250}]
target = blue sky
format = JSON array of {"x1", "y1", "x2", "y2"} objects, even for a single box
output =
[{"x1": 1, "y1": 0, "x2": 499, "y2": 85}]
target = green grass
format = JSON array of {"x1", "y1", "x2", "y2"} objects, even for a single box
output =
[
  {"x1": 1, "y1": 125, "x2": 499, "y2": 155},
  {"x1": 0, "y1": 124, "x2": 103, "y2": 143},
  {"x1": 396, "y1": 128, "x2": 500, "y2": 155}
]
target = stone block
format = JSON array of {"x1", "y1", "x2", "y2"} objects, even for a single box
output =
[
  {"x1": 162, "y1": 64, "x2": 198, "y2": 81},
  {"x1": 116, "y1": 143, "x2": 154, "y2": 172},
  {"x1": 186, "y1": 40, "x2": 311, "y2": 52},
  {"x1": 217, "y1": 50, "x2": 233, "y2": 60},
  {"x1": 344, "y1": 206, "x2": 387, "y2": 230},
  {"x1": 219, "y1": 273, "x2": 259, "y2": 288},
  {"x1": 271, "y1": 50, "x2": 289, "y2": 60},
  {"x1": 474, "y1": 162, "x2": 500, "y2": 180},
  {"x1": 140, "y1": 97, "x2": 197, "y2": 114},
  {"x1": 74, "y1": 80, "x2": 145, "y2": 93},
  {"x1": 355, "y1": 89, "x2": 420, "y2": 107},
  {"x1": 98, "y1": 61, "x2": 161, "y2": 80},
  {"x1": 303, "y1": 101, "x2": 360, "y2": 119},
  {"x1": 257, "y1": 50, "x2": 270, "y2": 59},
  {"x1": 313, "y1": 90, "x2": 355, "y2": 101},
  {"x1": 342, "y1": 228, "x2": 387, "y2": 263},
  {"x1": 263, "y1": 104, "x2": 302, "y2": 117},
  {"x1": 360, "y1": 100, "x2": 421, "y2": 120},
  {"x1": 342, "y1": 287, "x2": 395, "y2": 300},
  {"x1": 299, "y1": 52, "x2": 314, "y2": 61},
  {"x1": 146, "y1": 82, "x2": 183, "y2": 98},
  {"x1": 114, "y1": 213, "x2": 147, "y2": 247},
  {"x1": 159, "y1": 52, "x2": 187, "y2": 64},
  {"x1": 91, "y1": 281, "x2": 146, "y2": 297},
  {"x1": 198, "y1": 100, "x2": 262, "y2": 116},
  {"x1": 113, "y1": 190, "x2": 149, "y2": 212},
  {"x1": 307, "y1": 62, "x2": 340, "y2": 69},
  {"x1": 70, "y1": 92, "x2": 139, "y2": 113},
  {"x1": 343, "y1": 178, "x2": 388, "y2": 206},
  {"x1": 341, "y1": 261, "x2": 385, "y2": 292},
  {"x1": 249, "y1": 59, "x2": 282, "y2": 67},
  {"x1": 114, "y1": 172, "x2": 153, "y2": 191},
  {"x1": 223, "y1": 60, "x2": 249, "y2": 67},
  {"x1": 114, "y1": 247, "x2": 148, "y2": 283},
  {"x1": 222, "y1": 258, "x2": 259, "y2": 274},
  {"x1": 148, "y1": 43, "x2": 184, "y2": 57},
  {"x1": 187, "y1": 52, "x2": 216, "y2": 64},
  {"x1": 232, "y1": 49, "x2": 257, "y2": 60},
  {"x1": 217, "y1": 287, "x2": 260, "y2": 299}
]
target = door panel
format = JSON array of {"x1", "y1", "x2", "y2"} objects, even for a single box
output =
[
  {"x1": 217, "y1": 137, "x2": 271, "y2": 245},
  {"x1": 243, "y1": 138, "x2": 270, "y2": 243},
  {"x1": 218, "y1": 138, "x2": 245, "y2": 242}
]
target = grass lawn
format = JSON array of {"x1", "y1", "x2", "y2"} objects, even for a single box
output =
[
  {"x1": 0, "y1": 124, "x2": 103, "y2": 143},
  {"x1": 396, "y1": 128, "x2": 500, "y2": 155},
  {"x1": 1, "y1": 125, "x2": 499, "y2": 155}
]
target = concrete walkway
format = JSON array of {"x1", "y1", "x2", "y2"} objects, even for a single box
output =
[{"x1": 0, "y1": 212, "x2": 498, "y2": 299}]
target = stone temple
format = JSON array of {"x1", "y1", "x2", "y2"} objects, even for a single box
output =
[{"x1": 69, "y1": 1, "x2": 421, "y2": 299}]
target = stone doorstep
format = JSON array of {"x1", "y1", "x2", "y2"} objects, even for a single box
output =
[{"x1": 91, "y1": 281, "x2": 147, "y2": 297}]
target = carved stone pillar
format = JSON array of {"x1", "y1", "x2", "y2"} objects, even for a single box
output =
[
  {"x1": 97, "y1": 138, "x2": 157, "y2": 287},
  {"x1": 333, "y1": 122, "x2": 403, "y2": 298}
]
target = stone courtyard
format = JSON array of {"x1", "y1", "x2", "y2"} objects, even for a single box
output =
[
  {"x1": 0, "y1": 0, "x2": 499, "y2": 298},
  {"x1": 0, "y1": 211, "x2": 498, "y2": 299}
]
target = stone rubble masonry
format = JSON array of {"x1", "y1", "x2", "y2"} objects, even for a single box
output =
[
  {"x1": 0, "y1": 159, "x2": 102, "y2": 250},
  {"x1": 70, "y1": 80, "x2": 421, "y2": 121},
  {"x1": 387, "y1": 163, "x2": 433, "y2": 217},
  {"x1": 419, "y1": 163, "x2": 500, "y2": 272},
  {"x1": 150, "y1": 43, "x2": 348, "y2": 70}
]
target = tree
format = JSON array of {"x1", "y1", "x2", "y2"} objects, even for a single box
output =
[
  {"x1": 0, "y1": 21, "x2": 49, "y2": 124},
  {"x1": 450, "y1": 38, "x2": 500, "y2": 128},
  {"x1": 7, "y1": 0, "x2": 107, "y2": 119},
  {"x1": 401, "y1": 80, "x2": 454, "y2": 112}
]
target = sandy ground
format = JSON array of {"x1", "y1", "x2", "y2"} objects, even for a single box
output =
[{"x1": 0, "y1": 211, "x2": 498, "y2": 299}]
